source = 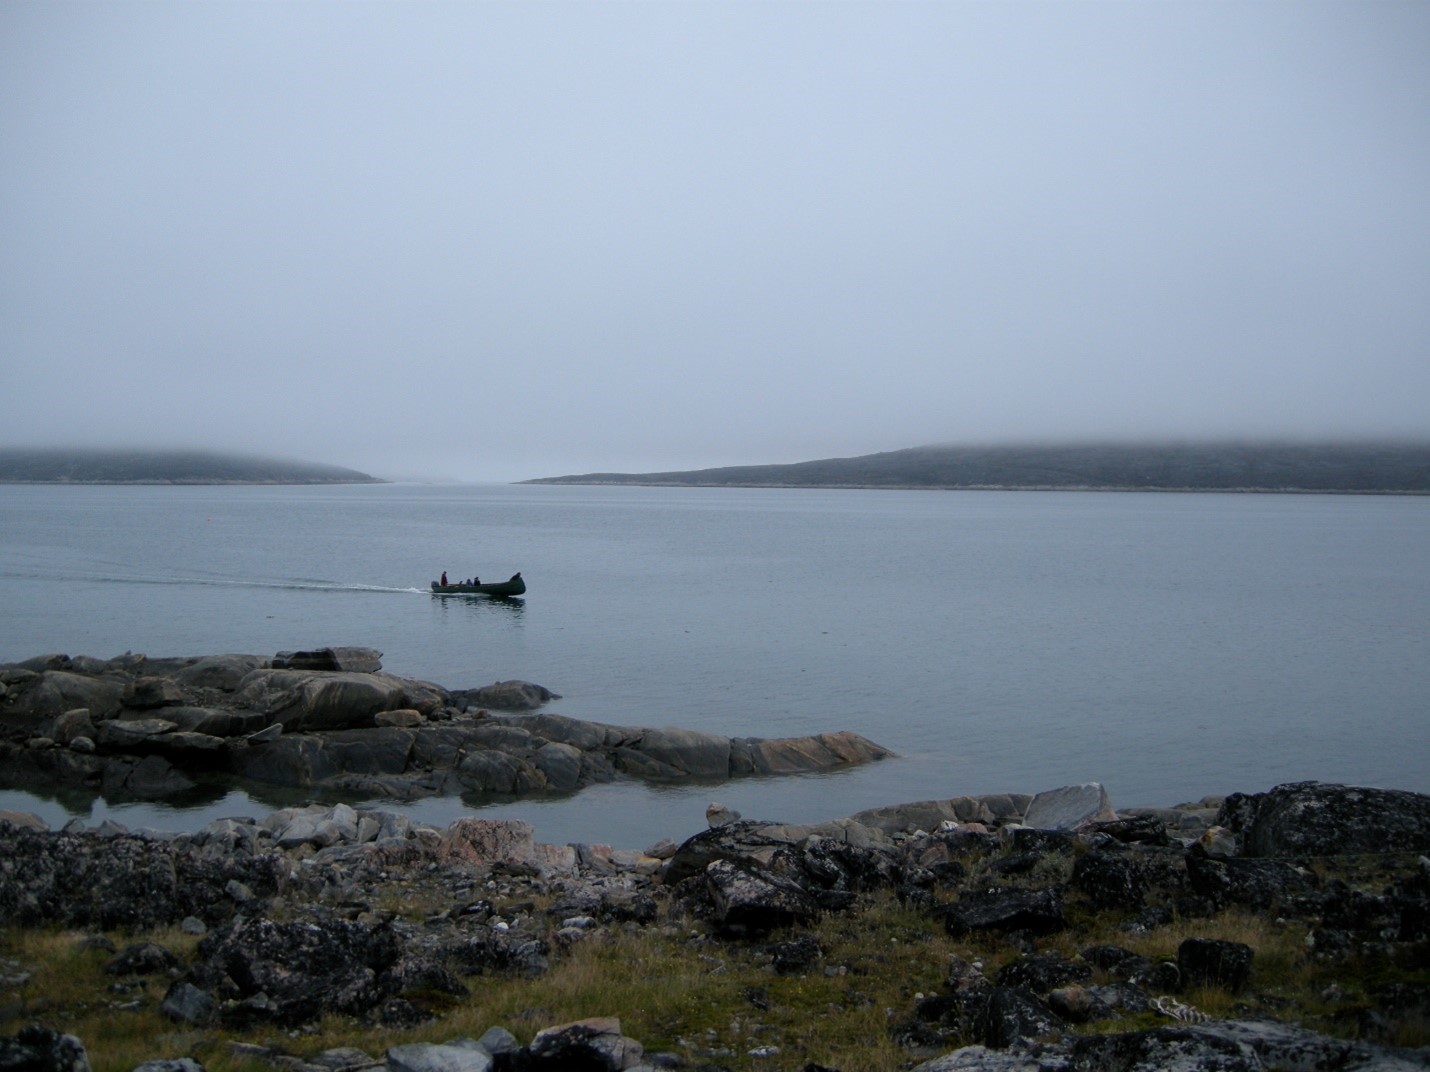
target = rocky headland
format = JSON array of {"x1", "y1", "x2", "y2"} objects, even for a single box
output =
[
  {"x1": 0, "y1": 648, "x2": 891, "y2": 804},
  {"x1": 1, "y1": 651, "x2": 1428, "y2": 1072}
]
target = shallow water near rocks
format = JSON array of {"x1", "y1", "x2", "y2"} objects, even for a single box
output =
[{"x1": 2, "y1": 483, "x2": 1427, "y2": 848}]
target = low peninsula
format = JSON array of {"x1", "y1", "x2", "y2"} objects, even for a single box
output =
[
  {"x1": 523, "y1": 441, "x2": 1430, "y2": 494},
  {"x1": 0, "y1": 448, "x2": 382, "y2": 485},
  {"x1": 0, "y1": 648, "x2": 891, "y2": 804}
]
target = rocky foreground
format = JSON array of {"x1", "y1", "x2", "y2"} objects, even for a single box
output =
[
  {"x1": 0, "y1": 648, "x2": 891, "y2": 802},
  {"x1": 1, "y1": 650, "x2": 1428, "y2": 1070},
  {"x1": 2, "y1": 779, "x2": 1428, "y2": 1072}
]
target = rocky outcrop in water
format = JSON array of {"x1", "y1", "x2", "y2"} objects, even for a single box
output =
[
  {"x1": 0, "y1": 779, "x2": 1427, "y2": 1072},
  {"x1": 0, "y1": 650, "x2": 892, "y2": 804}
]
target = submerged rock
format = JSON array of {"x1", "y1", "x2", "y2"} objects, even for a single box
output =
[{"x1": 455, "y1": 680, "x2": 560, "y2": 712}]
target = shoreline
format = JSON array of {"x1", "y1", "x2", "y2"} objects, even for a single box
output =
[
  {"x1": 0, "y1": 649, "x2": 894, "y2": 835},
  {"x1": 519, "y1": 479, "x2": 1430, "y2": 495}
]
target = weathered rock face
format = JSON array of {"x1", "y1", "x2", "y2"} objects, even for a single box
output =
[
  {"x1": 1218, "y1": 780, "x2": 1430, "y2": 857},
  {"x1": 169, "y1": 654, "x2": 268, "y2": 691},
  {"x1": 850, "y1": 794, "x2": 1031, "y2": 833},
  {"x1": 1071, "y1": 849, "x2": 1151, "y2": 909},
  {"x1": 704, "y1": 857, "x2": 820, "y2": 933},
  {"x1": 235, "y1": 670, "x2": 414, "y2": 731},
  {"x1": 386, "y1": 1041, "x2": 494, "y2": 1072},
  {"x1": 1022, "y1": 781, "x2": 1117, "y2": 831},
  {"x1": 0, "y1": 670, "x2": 127, "y2": 734},
  {"x1": 123, "y1": 675, "x2": 188, "y2": 709},
  {"x1": 0, "y1": 821, "x2": 287, "y2": 929},
  {"x1": 190, "y1": 915, "x2": 405, "y2": 1026}
]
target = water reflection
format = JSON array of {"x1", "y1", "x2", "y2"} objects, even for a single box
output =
[
  {"x1": 432, "y1": 594, "x2": 525, "y2": 623},
  {"x1": 0, "y1": 760, "x2": 901, "y2": 850}
]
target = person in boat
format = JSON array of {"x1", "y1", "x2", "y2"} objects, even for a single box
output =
[
  {"x1": 473, "y1": 575, "x2": 480, "y2": 585},
  {"x1": 440, "y1": 571, "x2": 448, "y2": 587}
]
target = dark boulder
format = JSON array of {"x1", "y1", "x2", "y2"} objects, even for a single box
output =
[
  {"x1": 1318, "y1": 878, "x2": 1430, "y2": 945},
  {"x1": 1177, "y1": 938, "x2": 1253, "y2": 993},
  {"x1": 1185, "y1": 853, "x2": 1319, "y2": 910},
  {"x1": 523, "y1": 1017, "x2": 643, "y2": 1072},
  {"x1": 1006, "y1": 828, "x2": 1078, "y2": 854},
  {"x1": 799, "y1": 837, "x2": 901, "y2": 893},
  {"x1": 1218, "y1": 781, "x2": 1430, "y2": 858},
  {"x1": 705, "y1": 858, "x2": 819, "y2": 934},
  {"x1": 1071, "y1": 850, "x2": 1148, "y2": 910},
  {"x1": 193, "y1": 916, "x2": 402, "y2": 1026},
  {"x1": 938, "y1": 886, "x2": 1066, "y2": 937},
  {"x1": 104, "y1": 941, "x2": 181, "y2": 976},
  {"x1": 995, "y1": 952, "x2": 1091, "y2": 995},
  {"x1": 1078, "y1": 944, "x2": 1180, "y2": 992},
  {"x1": 596, "y1": 889, "x2": 658, "y2": 925},
  {"x1": 1069, "y1": 1025, "x2": 1262, "y2": 1071},
  {"x1": 0, "y1": 1026, "x2": 91, "y2": 1072},
  {"x1": 446, "y1": 930, "x2": 550, "y2": 978},
  {"x1": 661, "y1": 821, "x2": 806, "y2": 885},
  {"x1": 159, "y1": 981, "x2": 217, "y2": 1026},
  {"x1": 1084, "y1": 815, "x2": 1172, "y2": 846},
  {"x1": 378, "y1": 954, "x2": 468, "y2": 1000},
  {"x1": 770, "y1": 934, "x2": 822, "y2": 975},
  {"x1": 971, "y1": 987, "x2": 1064, "y2": 1048}
]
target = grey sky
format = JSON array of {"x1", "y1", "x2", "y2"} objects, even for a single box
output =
[{"x1": 2, "y1": 1, "x2": 1427, "y2": 482}]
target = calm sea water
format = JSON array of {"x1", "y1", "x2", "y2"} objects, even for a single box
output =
[{"x1": 1, "y1": 483, "x2": 1427, "y2": 848}]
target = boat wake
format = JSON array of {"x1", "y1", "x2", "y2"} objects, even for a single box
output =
[
  {"x1": 150, "y1": 578, "x2": 428, "y2": 595},
  {"x1": 9, "y1": 570, "x2": 426, "y2": 595}
]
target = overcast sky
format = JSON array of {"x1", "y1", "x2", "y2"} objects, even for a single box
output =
[{"x1": 2, "y1": 1, "x2": 1427, "y2": 482}]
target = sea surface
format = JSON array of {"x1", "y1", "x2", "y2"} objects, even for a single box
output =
[{"x1": 1, "y1": 482, "x2": 1427, "y2": 849}]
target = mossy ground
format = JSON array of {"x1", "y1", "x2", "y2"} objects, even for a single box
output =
[{"x1": 2, "y1": 852, "x2": 1425, "y2": 1071}]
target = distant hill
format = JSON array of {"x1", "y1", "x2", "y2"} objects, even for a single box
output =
[
  {"x1": 0, "y1": 448, "x2": 383, "y2": 485},
  {"x1": 523, "y1": 442, "x2": 1430, "y2": 494}
]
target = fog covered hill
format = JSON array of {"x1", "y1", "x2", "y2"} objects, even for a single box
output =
[
  {"x1": 524, "y1": 442, "x2": 1430, "y2": 493},
  {"x1": 0, "y1": 449, "x2": 382, "y2": 485}
]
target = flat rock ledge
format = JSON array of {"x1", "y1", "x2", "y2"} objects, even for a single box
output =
[
  {"x1": 1, "y1": 779, "x2": 1427, "y2": 1072},
  {"x1": 0, "y1": 650, "x2": 892, "y2": 802}
]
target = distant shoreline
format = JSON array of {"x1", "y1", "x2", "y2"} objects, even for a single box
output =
[
  {"x1": 522, "y1": 441, "x2": 1430, "y2": 495},
  {"x1": 521, "y1": 480, "x2": 1429, "y2": 495},
  {"x1": 0, "y1": 448, "x2": 382, "y2": 486},
  {"x1": 0, "y1": 479, "x2": 386, "y2": 486}
]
